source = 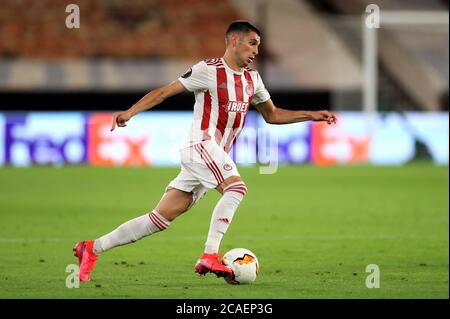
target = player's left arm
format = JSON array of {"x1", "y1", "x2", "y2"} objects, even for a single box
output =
[
  {"x1": 254, "y1": 99, "x2": 337, "y2": 125},
  {"x1": 110, "y1": 80, "x2": 185, "y2": 131}
]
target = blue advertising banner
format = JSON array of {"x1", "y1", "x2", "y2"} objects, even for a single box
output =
[
  {"x1": 0, "y1": 111, "x2": 448, "y2": 167},
  {"x1": 3, "y1": 113, "x2": 87, "y2": 166}
]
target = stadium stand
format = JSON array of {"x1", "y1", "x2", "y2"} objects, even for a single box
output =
[
  {"x1": 0, "y1": 0, "x2": 241, "y2": 59},
  {"x1": 0, "y1": 0, "x2": 447, "y2": 112},
  {"x1": 0, "y1": 0, "x2": 361, "y2": 96}
]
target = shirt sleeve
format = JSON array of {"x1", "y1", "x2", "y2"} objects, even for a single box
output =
[
  {"x1": 178, "y1": 61, "x2": 209, "y2": 92},
  {"x1": 251, "y1": 72, "x2": 271, "y2": 105}
]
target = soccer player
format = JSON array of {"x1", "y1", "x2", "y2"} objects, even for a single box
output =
[{"x1": 74, "y1": 21, "x2": 337, "y2": 282}]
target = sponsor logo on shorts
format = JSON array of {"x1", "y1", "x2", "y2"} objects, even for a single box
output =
[{"x1": 223, "y1": 163, "x2": 232, "y2": 171}]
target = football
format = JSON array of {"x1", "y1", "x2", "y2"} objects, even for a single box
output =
[{"x1": 222, "y1": 248, "x2": 259, "y2": 285}]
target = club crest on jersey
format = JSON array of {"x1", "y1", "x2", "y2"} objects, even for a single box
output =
[
  {"x1": 225, "y1": 101, "x2": 249, "y2": 113},
  {"x1": 245, "y1": 84, "x2": 254, "y2": 96}
]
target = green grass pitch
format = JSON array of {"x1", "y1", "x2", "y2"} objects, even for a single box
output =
[{"x1": 0, "y1": 164, "x2": 448, "y2": 298}]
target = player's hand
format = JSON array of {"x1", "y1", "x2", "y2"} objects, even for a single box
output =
[
  {"x1": 311, "y1": 110, "x2": 337, "y2": 125},
  {"x1": 111, "y1": 111, "x2": 132, "y2": 131}
]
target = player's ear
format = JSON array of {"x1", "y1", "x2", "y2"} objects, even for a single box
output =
[{"x1": 230, "y1": 33, "x2": 238, "y2": 47}]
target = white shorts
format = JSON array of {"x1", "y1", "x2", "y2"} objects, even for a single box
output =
[{"x1": 167, "y1": 140, "x2": 240, "y2": 208}]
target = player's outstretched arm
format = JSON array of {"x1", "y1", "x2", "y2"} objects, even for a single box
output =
[
  {"x1": 111, "y1": 80, "x2": 186, "y2": 131},
  {"x1": 254, "y1": 99, "x2": 337, "y2": 125}
]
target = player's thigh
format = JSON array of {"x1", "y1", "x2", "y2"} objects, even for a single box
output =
[
  {"x1": 154, "y1": 188, "x2": 193, "y2": 221},
  {"x1": 158, "y1": 166, "x2": 208, "y2": 220}
]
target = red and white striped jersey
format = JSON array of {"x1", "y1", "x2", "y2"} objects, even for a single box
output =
[{"x1": 178, "y1": 58, "x2": 270, "y2": 152}]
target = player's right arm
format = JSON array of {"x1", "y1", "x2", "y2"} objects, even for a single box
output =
[{"x1": 110, "y1": 80, "x2": 185, "y2": 131}]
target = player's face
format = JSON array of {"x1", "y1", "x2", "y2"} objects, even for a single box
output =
[{"x1": 236, "y1": 32, "x2": 260, "y2": 67}]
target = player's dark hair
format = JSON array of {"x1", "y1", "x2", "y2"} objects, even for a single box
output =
[{"x1": 226, "y1": 21, "x2": 261, "y2": 38}]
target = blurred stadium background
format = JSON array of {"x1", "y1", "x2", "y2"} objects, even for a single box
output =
[
  {"x1": 0, "y1": 0, "x2": 448, "y2": 299},
  {"x1": 0, "y1": 0, "x2": 448, "y2": 166}
]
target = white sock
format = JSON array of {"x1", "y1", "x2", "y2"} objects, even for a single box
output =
[
  {"x1": 204, "y1": 182, "x2": 247, "y2": 254},
  {"x1": 93, "y1": 210, "x2": 170, "y2": 255}
]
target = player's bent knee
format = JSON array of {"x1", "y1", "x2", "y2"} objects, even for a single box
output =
[
  {"x1": 221, "y1": 178, "x2": 248, "y2": 197},
  {"x1": 218, "y1": 176, "x2": 244, "y2": 194}
]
